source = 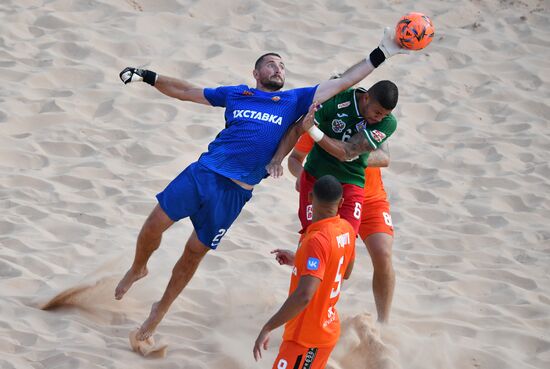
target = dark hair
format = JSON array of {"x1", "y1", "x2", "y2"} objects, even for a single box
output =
[
  {"x1": 368, "y1": 80, "x2": 398, "y2": 110},
  {"x1": 313, "y1": 175, "x2": 343, "y2": 203},
  {"x1": 254, "y1": 52, "x2": 282, "y2": 70}
]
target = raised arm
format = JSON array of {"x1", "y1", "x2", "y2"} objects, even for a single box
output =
[
  {"x1": 312, "y1": 27, "x2": 407, "y2": 103},
  {"x1": 154, "y1": 75, "x2": 209, "y2": 104},
  {"x1": 313, "y1": 59, "x2": 375, "y2": 104},
  {"x1": 119, "y1": 67, "x2": 210, "y2": 105}
]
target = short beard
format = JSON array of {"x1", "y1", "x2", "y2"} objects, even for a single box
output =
[{"x1": 262, "y1": 78, "x2": 284, "y2": 91}]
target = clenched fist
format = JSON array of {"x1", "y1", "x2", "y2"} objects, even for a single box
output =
[{"x1": 119, "y1": 67, "x2": 157, "y2": 86}]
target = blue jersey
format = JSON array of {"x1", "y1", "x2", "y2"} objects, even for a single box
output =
[{"x1": 199, "y1": 84, "x2": 317, "y2": 185}]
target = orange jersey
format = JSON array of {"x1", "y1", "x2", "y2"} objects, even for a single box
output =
[
  {"x1": 294, "y1": 134, "x2": 387, "y2": 202},
  {"x1": 283, "y1": 215, "x2": 356, "y2": 347}
]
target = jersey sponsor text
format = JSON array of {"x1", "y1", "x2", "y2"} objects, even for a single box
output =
[
  {"x1": 337, "y1": 101, "x2": 351, "y2": 109},
  {"x1": 233, "y1": 109, "x2": 283, "y2": 125},
  {"x1": 336, "y1": 232, "x2": 350, "y2": 248},
  {"x1": 323, "y1": 306, "x2": 337, "y2": 327}
]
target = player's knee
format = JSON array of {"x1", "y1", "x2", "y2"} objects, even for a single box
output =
[
  {"x1": 188, "y1": 245, "x2": 209, "y2": 260},
  {"x1": 140, "y1": 218, "x2": 163, "y2": 239},
  {"x1": 141, "y1": 205, "x2": 173, "y2": 238},
  {"x1": 185, "y1": 236, "x2": 210, "y2": 260},
  {"x1": 374, "y1": 249, "x2": 392, "y2": 269},
  {"x1": 368, "y1": 239, "x2": 393, "y2": 270}
]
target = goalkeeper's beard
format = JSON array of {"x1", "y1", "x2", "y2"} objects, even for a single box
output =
[{"x1": 261, "y1": 76, "x2": 284, "y2": 91}]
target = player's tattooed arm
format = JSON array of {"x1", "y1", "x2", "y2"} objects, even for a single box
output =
[
  {"x1": 366, "y1": 141, "x2": 390, "y2": 167},
  {"x1": 315, "y1": 129, "x2": 374, "y2": 162}
]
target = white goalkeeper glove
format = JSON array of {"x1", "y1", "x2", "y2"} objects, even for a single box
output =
[{"x1": 369, "y1": 27, "x2": 410, "y2": 68}]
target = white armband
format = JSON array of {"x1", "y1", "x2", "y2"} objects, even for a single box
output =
[{"x1": 308, "y1": 125, "x2": 325, "y2": 142}]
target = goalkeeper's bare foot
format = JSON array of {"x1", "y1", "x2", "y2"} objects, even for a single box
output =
[
  {"x1": 115, "y1": 267, "x2": 148, "y2": 300},
  {"x1": 135, "y1": 302, "x2": 165, "y2": 340}
]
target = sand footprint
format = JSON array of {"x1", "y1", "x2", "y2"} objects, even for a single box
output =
[{"x1": 125, "y1": 0, "x2": 143, "y2": 12}]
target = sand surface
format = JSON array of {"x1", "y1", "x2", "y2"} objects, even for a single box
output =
[{"x1": 1, "y1": 0, "x2": 549, "y2": 368}]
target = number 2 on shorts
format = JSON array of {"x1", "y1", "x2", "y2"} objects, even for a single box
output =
[{"x1": 211, "y1": 228, "x2": 226, "y2": 247}]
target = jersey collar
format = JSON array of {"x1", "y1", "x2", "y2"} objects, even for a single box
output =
[
  {"x1": 353, "y1": 87, "x2": 367, "y2": 120},
  {"x1": 306, "y1": 215, "x2": 342, "y2": 233}
]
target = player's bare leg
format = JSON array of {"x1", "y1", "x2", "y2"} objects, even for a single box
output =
[
  {"x1": 364, "y1": 232, "x2": 395, "y2": 323},
  {"x1": 135, "y1": 231, "x2": 209, "y2": 340},
  {"x1": 115, "y1": 204, "x2": 174, "y2": 300}
]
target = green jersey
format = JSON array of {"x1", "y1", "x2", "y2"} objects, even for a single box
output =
[{"x1": 304, "y1": 88, "x2": 397, "y2": 187}]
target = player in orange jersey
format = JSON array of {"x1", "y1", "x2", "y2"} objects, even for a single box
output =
[
  {"x1": 253, "y1": 175, "x2": 355, "y2": 369},
  {"x1": 289, "y1": 133, "x2": 395, "y2": 323}
]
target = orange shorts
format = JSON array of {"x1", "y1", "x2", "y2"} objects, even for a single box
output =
[
  {"x1": 358, "y1": 199, "x2": 394, "y2": 240},
  {"x1": 272, "y1": 340, "x2": 335, "y2": 369}
]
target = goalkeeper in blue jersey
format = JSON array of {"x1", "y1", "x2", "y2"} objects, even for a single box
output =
[{"x1": 114, "y1": 27, "x2": 409, "y2": 343}]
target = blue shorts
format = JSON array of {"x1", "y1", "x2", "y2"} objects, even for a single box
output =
[{"x1": 156, "y1": 162, "x2": 253, "y2": 249}]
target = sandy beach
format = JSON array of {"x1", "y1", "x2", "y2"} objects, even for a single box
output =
[{"x1": 1, "y1": 0, "x2": 549, "y2": 368}]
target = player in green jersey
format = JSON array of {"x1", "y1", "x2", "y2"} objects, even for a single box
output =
[
  {"x1": 267, "y1": 80, "x2": 398, "y2": 232},
  {"x1": 304, "y1": 82, "x2": 397, "y2": 187}
]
